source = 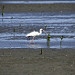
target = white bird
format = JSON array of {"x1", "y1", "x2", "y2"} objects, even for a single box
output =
[{"x1": 26, "y1": 29, "x2": 46, "y2": 44}]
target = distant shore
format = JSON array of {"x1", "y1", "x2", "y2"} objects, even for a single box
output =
[
  {"x1": 0, "y1": 48, "x2": 75, "y2": 75},
  {"x1": 0, "y1": 3, "x2": 75, "y2": 12}
]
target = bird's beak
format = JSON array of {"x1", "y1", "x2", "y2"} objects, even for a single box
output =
[{"x1": 43, "y1": 29, "x2": 47, "y2": 34}]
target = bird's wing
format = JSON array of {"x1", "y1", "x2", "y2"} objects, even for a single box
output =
[{"x1": 26, "y1": 31, "x2": 39, "y2": 37}]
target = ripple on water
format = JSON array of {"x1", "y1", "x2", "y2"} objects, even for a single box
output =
[{"x1": 0, "y1": 12, "x2": 75, "y2": 48}]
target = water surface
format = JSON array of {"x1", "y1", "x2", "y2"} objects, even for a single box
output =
[
  {"x1": 0, "y1": 12, "x2": 75, "y2": 49},
  {"x1": 0, "y1": 1, "x2": 75, "y2": 4}
]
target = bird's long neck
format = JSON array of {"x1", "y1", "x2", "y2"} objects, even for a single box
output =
[{"x1": 40, "y1": 30, "x2": 42, "y2": 34}]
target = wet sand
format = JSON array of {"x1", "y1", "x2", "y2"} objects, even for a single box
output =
[
  {"x1": 0, "y1": 3, "x2": 75, "y2": 12},
  {"x1": 0, "y1": 48, "x2": 75, "y2": 75}
]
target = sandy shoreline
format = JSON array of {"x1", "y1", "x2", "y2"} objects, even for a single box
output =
[
  {"x1": 0, "y1": 3, "x2": 75, "y2": 12},
  {"x1": 0, "y1": 48, "x2": 75, "y2": 75}
]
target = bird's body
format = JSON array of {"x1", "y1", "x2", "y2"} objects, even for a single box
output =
[
  {"x1": 26, "y1": 29, "x2": 46, "y2": 44},
  {"x1": 26, "y1": 29, "x2": 42, "y2": 37}
]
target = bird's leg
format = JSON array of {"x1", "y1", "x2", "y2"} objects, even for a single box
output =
[
  {"x1": 32, "y1": 37, "x2": 35, "y2": 44},
  {"x1": 28, "y1": 36, "x2": 31, "y2": 44},
  {"x1": 29, "y1": 40, "x2": 31, "y2": 44}
]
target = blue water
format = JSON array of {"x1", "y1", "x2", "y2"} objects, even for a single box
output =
[
  {"x1": 0, "y1": 0, "x2": 75, "y2": 49},
  {"x1": 0, "y1": 1, "x2": 75, "y2": 4},
  {"x1": 0, "y1": 11, "x2": 75, "y2": 49}
]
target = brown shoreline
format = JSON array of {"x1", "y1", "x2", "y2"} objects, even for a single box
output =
[
  {"x1": 0, "y1": 3, "x2": 75, "y2": 12},
  {"x1": 0, "y1": 48, "x2": 75, "y2": 75}
]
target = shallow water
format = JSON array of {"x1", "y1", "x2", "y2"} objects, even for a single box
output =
[{"x1": 0, "y1": 12, "x2": 75, "y2": 49}]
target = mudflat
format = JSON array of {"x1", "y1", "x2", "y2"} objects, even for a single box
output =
[
  {"x1": 0, "y1": 3, "x2": 75, "y2": 12},
  {"x1": 0, "y1": 48, "x2": 75, "y2": 75}
]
